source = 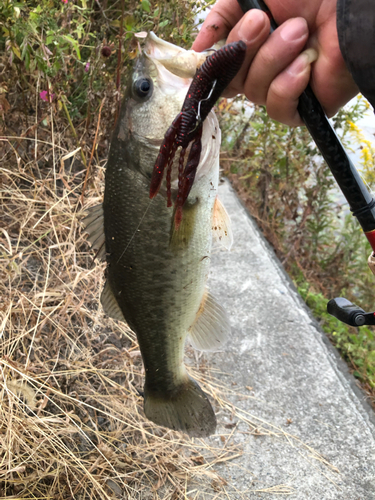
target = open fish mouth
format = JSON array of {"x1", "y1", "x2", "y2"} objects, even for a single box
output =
[{"x1": 144, "y1": 31, "x2": 209, "y2": 79}]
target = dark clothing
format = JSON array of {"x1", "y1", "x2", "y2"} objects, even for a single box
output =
[{"x1": 337, "y1": 0, "x2": 375, "y2": 109}]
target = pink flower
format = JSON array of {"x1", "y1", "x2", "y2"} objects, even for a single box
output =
[
  {"x1": 62, "y1": 0, "x2": 68, "y2": 3},
  {"x1": 39, "y1": 90, "x2": 55, "y2": 102},
  {"x1": 85, "y1": 62, "x2": 90, "y2": 73}
]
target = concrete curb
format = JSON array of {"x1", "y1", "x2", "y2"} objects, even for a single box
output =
[{"x1": 201, "y1": 180, "x2": 375, "y2": 499}]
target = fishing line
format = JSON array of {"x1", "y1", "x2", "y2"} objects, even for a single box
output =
[
  {"x1": 193, "y1": 79, "x2": 217, "y2": 132},
  {"x1": 116, "y1": 197, "x2": 154, "y2": 264}
]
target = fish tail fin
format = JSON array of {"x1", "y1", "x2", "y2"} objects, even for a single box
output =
[{"x1": 144, "y1": 377, "x2": 216, "y2": 437}]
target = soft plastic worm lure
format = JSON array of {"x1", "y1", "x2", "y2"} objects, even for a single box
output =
[{"x1": 149, "y1": 41, "x2": 247, "y2": 228}]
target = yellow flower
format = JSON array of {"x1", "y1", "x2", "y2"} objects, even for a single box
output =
[
  {"x1": 348, "y1": 120, "x2": 360, "y2": 133},
  {"x1": 360, "y1": 146, "x2": 371, "y2": 164}
]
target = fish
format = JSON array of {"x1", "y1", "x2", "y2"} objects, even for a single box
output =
[{"x1": 83, "y1": 32, "x2": 233, "y2": 437}]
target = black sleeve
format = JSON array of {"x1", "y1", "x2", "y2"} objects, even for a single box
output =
[{"x1": 337, "y1": 0, "x2": 375, "y2": 109}]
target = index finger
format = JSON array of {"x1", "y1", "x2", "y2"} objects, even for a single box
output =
[{"x1": 192, "y1": 0, "x2": 245, "y2": 51}]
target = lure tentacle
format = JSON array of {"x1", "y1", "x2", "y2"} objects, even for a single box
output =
[
  {"x1": 150, "y1": 40, "x2": 247, "y2": 228},
  {"x1": 150, "y1": 113, "x2": 182, "y2": 199},
  {"x1": 174, "y1": 127, "x2": 203, "y2": 229}
]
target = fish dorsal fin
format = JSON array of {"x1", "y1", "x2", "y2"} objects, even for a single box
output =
[
  {"x1": 82, "y1": 204, "x2": 106, "y2": 261},
  {"x1": 212, "y1": 196, "x2": 233, "y2": 250},
  {"x1": 189, "y1": 288, "x2": 230, "y2": 351},
  {"x1": 100, "y1": 281, "x2": 125, "y2": 322}
]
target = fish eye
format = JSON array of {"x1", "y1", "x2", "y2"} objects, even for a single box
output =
[{"x1": 133, "y1": 77, "x2": 153, "y2": 101}]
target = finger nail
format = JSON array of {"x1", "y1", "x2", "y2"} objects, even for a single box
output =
[
  {"x1": 280, "y1": 18, "x2": 308, "y2": 42},
  {"x1": 287, "y1": 48, "x2": 318, "y2": 76},
  {"x1": 238, "y1": 10, "x2": 267, "y2": 44}
]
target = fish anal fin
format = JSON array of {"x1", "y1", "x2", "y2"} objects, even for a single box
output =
[
  {"x1": 100, "y1": 281, "x2": 125, "y2": 322},
  {"x1": 212, "y1": 196, "x2": 233, "y2": 250},
  {"x1": 189, "y1": 288, "x2": 230, "y2": 351},
  {"x1": 82, "y1": 204, "x2": 106, "y2": 261},
  {"x1": 144, "y1": 377, "x2": 216, "y2": 437}
]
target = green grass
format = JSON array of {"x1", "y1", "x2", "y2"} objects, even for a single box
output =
[{"x1": 297, "y1": 280, "x2": 375, "y2": 389}]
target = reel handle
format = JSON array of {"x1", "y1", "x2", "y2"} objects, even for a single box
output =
[{"x1": 327, "y1": 298, "x2": 374, "y2": 327}]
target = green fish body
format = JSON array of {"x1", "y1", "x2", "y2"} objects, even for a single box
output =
[{"x1": 83, "y1": 33, "x2": 232, "y2": 437}]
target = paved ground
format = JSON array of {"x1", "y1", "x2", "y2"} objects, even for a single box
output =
[{"x1": 199, "y1": 180, "x2": 375, "y2": 499}]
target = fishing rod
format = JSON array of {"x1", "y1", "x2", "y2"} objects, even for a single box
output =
[{"x1": 237, "y1": 0, "x2": 375, "y2": 327}]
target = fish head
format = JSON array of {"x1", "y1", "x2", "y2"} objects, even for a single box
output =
[
  {"x1": 126, "y1": 40, "x2": 192, "y2": 146},
  {"x1": 117, "y1": 33, "x2": 221, "y2": 187}
]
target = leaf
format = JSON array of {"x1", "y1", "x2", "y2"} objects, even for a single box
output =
[
  {"x1": 0, "y1": 95, "x2": 11, "y2": 115},
  {"x1": 159, "y1": 19, "x2": 169, "y2": 28},
  {"x1": 24, "y1": 49, "x2": 30, "y2": 69},
  {"x1": 12, "y1": 44, "x2": 21, "y2": 60},
  {"x1": 141, "y1": 0, "x2": 151, "y2": 12},
  {"x1": 62, "y1": 35, "x2": 81, "y2": 60},
  {"x1": 124, "y1": 15, "x2": 135, "y2": 30},
  {"x1": 277, "y1": 157, "x2": 287, "y2": 168}
]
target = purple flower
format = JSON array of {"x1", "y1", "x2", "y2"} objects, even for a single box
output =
[
  {"x1": 39, "y1": 90, "x2": 55, "y2": 102},
  {"x1": 85, "y1": 61, "x2": 90, "y2": 73}
]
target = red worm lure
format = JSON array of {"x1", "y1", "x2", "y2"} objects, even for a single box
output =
[{"x1": 149, "y1": 41, "x2": 247, "y2": 228}]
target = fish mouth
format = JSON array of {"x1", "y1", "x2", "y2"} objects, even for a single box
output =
[{"x1": 144, "y1": 31, "x2": 208, "y2": 79}]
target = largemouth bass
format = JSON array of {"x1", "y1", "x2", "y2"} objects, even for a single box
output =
[{"x1": 83, "y1": 33, "x2": 232, "y2": 437}]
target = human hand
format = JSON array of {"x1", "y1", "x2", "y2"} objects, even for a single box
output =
[{"x1": 192, "y1": 0, "x2": 358, "y2": 126}]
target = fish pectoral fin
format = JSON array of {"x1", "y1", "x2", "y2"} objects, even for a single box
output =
[
  {"x1": 82, "y1": 203, "x2": 106, "y2": 261},
  {"x1": 212, "y1": 196, "x2": 233, "y2": 251},
  {"x1": 189, "y1": 288, "x2": 230, "y2": 352},
  {"x1": 169, "y1": 199, "x2": 199, "y2": 250},
  {"x1": 100, "y1": 281, "x2": 125, "y2": 322},
  {"x1": 144, "y1": 377, "x2": 216, "y2": 437}
]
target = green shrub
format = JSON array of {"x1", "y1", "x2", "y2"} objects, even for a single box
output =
[{"x1": 0, "y1": 0, "x2": 199, "y2": 124}]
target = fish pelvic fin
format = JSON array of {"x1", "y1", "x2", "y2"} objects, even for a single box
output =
[
  {"x1": 212, "y1": 196, "x2": 233, "y2": 250},
  {"x1": 144, "y1": 377, "x2": 216, "y2": 437},
  {"x1": 100, "y1": 280, "x2": 125, "y2": 322},
  {"x1": 189, "y1": 288, "x2": 231, "y2": 352},
  {"x1": 82, "y1": 203, "x2": 106, "y2": 261}
]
